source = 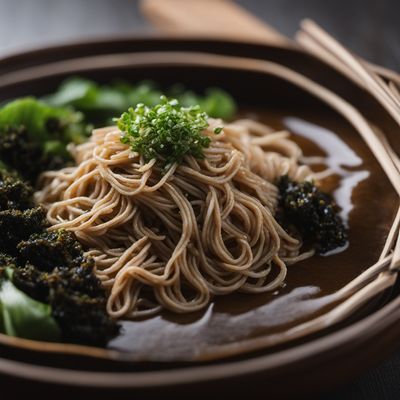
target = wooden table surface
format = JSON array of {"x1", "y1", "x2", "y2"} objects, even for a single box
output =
[{"x1": 0, "y1": 0, "x2": 399, "y2": 398}]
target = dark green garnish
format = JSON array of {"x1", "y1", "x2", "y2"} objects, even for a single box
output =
[
  {"x1": 278, "y1": 176, "x2": 347, "y2": 254},
  {"x1": 14, "y1": 230, "x2": 119, "y2": 345},
  {"x1": 117, "y1": 96, "x2": 219, "y2": 167},
  {"x1": 0, "y1": 169, "x2": 47, "y2": 254},
  {"x1": 0, "y1": 126, "x2": 65, "y2": 183},
  {"x1": 0, "y1": 170, "x2": 119, "y2": 346},
  {"x1": 0, "y1": 207, "x2": 47, "y2": 256},
  {"x1": 0, "y1": 167, "x2": 34, "y2": 210}
]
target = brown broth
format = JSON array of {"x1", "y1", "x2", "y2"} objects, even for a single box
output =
[{"x1": 108, "y1": 108, "x2": 398, "y2": 361}]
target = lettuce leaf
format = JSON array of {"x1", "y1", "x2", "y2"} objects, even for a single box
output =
[
  {"x1": 44, "y1": 78, "x2": 237, "y2": 123},
  {"x1": 0, "y1": 98, "x2": 81, "y2": 140},
  {"x1": 0, "y1": 268, "x2": 60, "y2": 341},
  {"x1": 0, "y1": 97, "x2": 88, "y2": 158}
]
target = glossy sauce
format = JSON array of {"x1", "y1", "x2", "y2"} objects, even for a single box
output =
[{"x1": 108, "y1": 108, "x2": 398, "y2": 361}]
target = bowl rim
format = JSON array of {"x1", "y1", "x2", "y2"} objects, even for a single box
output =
[
  {"x1": 0, "y1": 292, "x2": 399, "y2": 388},
  {"x1": 0, "y1": 36, "x2": 399, "y2": 389},
  {"x1": 0, "y1": 33, "x2": 305, "y2": 80},
  {"x1": 0, "y1": 32, "x2": 296, "y2": 61}
]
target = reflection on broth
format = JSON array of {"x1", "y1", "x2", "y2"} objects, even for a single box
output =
[
  {"x1": 285, "y1": 116, "x2": 370, "y2": 225},
  {"x1": 111, "y1": 285, "x2": 337, "y2": 360}
]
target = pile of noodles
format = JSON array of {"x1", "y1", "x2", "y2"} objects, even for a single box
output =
[{"x1": 36, "y1": 118, "x2": 314, "y2": 318}]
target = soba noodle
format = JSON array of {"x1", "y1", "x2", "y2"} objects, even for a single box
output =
[{"x1": 36, "y1": 118, "x2": 313, "y2": 318}]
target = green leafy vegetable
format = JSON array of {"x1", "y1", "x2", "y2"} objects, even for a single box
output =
[
  {"x1": 0, "y1": 79, "x2": 236, "y2": 182},
  {"x1": 199, "y1": 88, "x2": 237, "y2": 120},
  {"x1": 44, "y1": 77, "x2": 237, "y2": 124},
  {"x1": 0, "y1": 98, "x2": 89, "y2": 181},
  {"x1": 0, "y1": 97, "x2": 85, "y2": 147},
  {"x1": 45, "y1": 77, "x2": 125, "y2": 111},
  {"x1": 117, "y1": 96, "x2": 219, "y2": 167},
  {"x1": 0, "y1": 267, "x2": 60, "y2": 341}
]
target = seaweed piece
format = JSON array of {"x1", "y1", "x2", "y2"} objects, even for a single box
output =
[
  {"x1": 51, "y1": 258, "x2": 106, "y2": 298},
  {"x1": 15, "y1": 231, "x2": 105, "y2": 298},
  {"x1": 0, "y1": 126, "x2": 65, "y2": 183},
  {"x1": 50, "y1": 260, "x2": 118, "y2": 345},
  {"x1": 11, "y1": 263, "x2": 52, "y2": 303},
  {"x1": 0, "y1": 168, "x2": 34, "y2": 210},
  {"x1": 0, "y1": 169, "x2": 33, "y2": 210},
  {"x1": 0, "y1": 206, "x2": 47, "y2": 255},
  {"x1": 14, "y1": 229, "x2": 119, "y2": 345},
  {"x1": 12, "y1": 258, "x2": 117, "y2": 345},
  {"x1": 17, "y1": 230, "x2": 83, "y2": 272},
  {"x1": 0, "y1": 162, "x2": 119, "y2": 346},
  {"x1": 51, "y1": 286, "x2": 119, "y2": 346},
  {"x1": 278, "y1": 175, "x2": 347, "y2": 254},
  {"x1": 0, "y1": 253, "x2": 16, "y2": 268}
]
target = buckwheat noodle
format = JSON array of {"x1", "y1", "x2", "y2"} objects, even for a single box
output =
[{"x1": 36, "y1": 118, "x2": 313, "y2": 318}]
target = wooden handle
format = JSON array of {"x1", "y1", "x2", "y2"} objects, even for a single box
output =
[{"x1": 140, "y1": 0, "x2": 291, "y2": 46}]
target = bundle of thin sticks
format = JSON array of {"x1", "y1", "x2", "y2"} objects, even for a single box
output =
[{"x1": 198, "y1": 21, "x2": 400, "y2": 359}]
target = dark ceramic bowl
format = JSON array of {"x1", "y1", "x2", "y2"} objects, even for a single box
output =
[{"x1": 0, "y1": 36, "x2": 399, "y2": 399}]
